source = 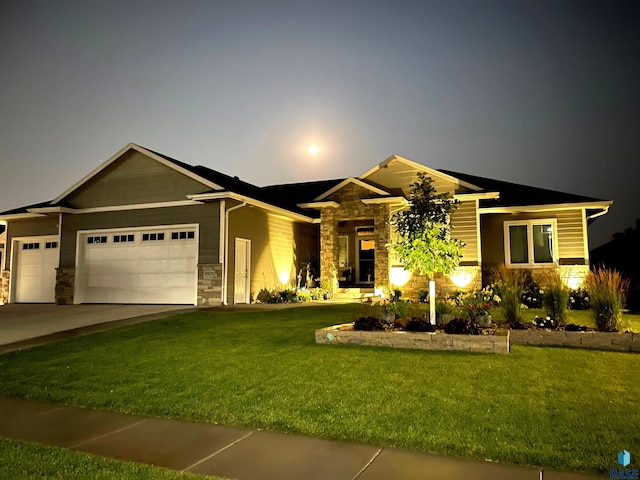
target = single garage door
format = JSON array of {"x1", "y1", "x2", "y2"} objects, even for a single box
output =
[
  {"x1": 14, "y1": 236, "x2": 59, "y2": 303},
  {"x1": 76, "y1": 226, "x2": 198, "y2": 304}
]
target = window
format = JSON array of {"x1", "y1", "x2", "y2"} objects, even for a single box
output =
[
  {"x1": 113, "y1": 234, "x2": 135, "y2": 243},
  {"x1": 504, "y1": 220, "x2": 556, "y2": 266},
  {"x1": 337, "y1": 236, "x2": 349, "y2": 267},
  {"x1": 171, "y1": 231, "x2": 195, "y2": 240},
  {"x1": 142, "y1": 232, "x2": 165, "y2": 242},
  {"x1": 22, "y1": 242, "x2": 40, "y2": 250},
  {"x1": 45, "y1": 241, "x2": 58, "y2": 249},
  {"x1": 87, "y1": 236, "x2": 108, "y2": 245}
]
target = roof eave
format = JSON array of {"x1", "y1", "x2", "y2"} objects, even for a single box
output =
[{"x1": 189, "y1": 192, "x2": 316, "y2": 223}]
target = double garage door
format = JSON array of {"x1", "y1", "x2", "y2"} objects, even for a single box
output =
[{"x1": 75, "y1": 226, "x2": 198, "y2": 305}]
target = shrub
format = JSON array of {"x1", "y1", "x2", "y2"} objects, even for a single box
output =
[
  {"x1": 565, "y1": 323, "x2": 588, "y2": 332},
  {"x1": 568, "y1": 287, "x2": 590, "y2": 310},
  {"x1": 418, "y1": 289, "x2": 429, "y2": 303},
  {"x1": 296, "y1": 289, "x2": 313, "y2": 302},
  {"x1": 583, "y1": 267, "x2": 631, "y2": 332},
  {"x1": 256, "y1": 288, "x2": 280, "y2": 303},
  {"x1": 533, "y1": 316, "x2": 557, "y2": 329},
  {"x1": 493, "y1": 266, "x2": 528, "y2": 328},
  {"x1": 353, "y1": 316, "x2": 384, "y2": 331},
  {"x1": 540, "y1": 271, "x2": 570, "y2": 326},
  {"x1": 521, "y1": 277, "x2": 543, "y2": 309},
  {"x1": 444, "y1": 318, "x2": 481, "y2": 335},
  {"x1": 279, "y1": 288, "x2": 297, "y2": 303},
  {"x1": 405, "y1": 317, "x2": 436, "y2": 332}
]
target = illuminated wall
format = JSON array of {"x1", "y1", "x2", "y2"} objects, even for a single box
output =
[{"x1": 226, "y1": 204, "x2": 318, "y2": 303}]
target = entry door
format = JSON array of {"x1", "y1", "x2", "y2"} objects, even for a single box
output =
[
  {"x1": 234, "y1": 238, "x2": 251, "y2": 304},
  {"x1": 356, "y1": 227, "x2": 375, "y2": 284}
]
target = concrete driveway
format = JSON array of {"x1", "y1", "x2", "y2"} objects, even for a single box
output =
[{"x1": 0, "y1": 304, "x2": 195, "y2": 350}]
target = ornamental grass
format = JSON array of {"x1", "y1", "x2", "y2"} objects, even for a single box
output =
[{"x1": 583, "y1": 266, "x2": 631, "y2": 331}]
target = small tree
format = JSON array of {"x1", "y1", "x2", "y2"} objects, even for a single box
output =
[{"x1": 388, "y1": 173, "x2": 465, "y2": 323}]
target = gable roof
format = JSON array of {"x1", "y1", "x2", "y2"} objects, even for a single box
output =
[
  {"x1": 313, "y1": 177, "x2": 391, "y2": 201},
  {"x1": 438, "y1": 169, "x2": 610, "y2": 209},
  {"x1": 51, "y1": 143, "x2": 225, "y2": 204},
  {"x1": 360, "y1": 154, "x2": 483, "y2": 191}
]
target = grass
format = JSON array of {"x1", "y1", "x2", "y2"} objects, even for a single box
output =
[
  {"x1": 0, "y1": 438, "x2": 216, "y2": 480},
  {"x1": 1, "y1": 304, "x2": 639, "y2": 474}
]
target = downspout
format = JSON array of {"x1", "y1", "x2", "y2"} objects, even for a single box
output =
[{"x1": 222, "y1": 200, "x2": 247, "y2": 305}]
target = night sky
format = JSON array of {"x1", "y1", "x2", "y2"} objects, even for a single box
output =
[{"x1": 1, "y1": 0, "x2": 638, "y2": 248}]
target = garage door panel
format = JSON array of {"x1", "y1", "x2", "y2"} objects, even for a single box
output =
[
  {"x1": 77, "y1": 227, "x2": 197, "y2": 305},
  {"x1": 14, "y1": 237, "x2": 59, "y2": 303}
]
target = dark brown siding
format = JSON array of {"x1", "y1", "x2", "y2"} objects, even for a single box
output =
[
  {"x1": 5, "y1": 216, "x2": 59, "y2": 269},
  {"x1": 64, "y1": 150, "x2": 211, "y2": 208},
  {"x1": 60, "y1": 203, "x2": 220, "y2": 267},
  {"x1": 481, "y1": 209, "x2": 587, "y2": 270}
]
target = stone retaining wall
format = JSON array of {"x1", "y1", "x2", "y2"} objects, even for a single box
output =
[
  {"x1": 315, "y1": 324, "x2": 510, "y2": 354},
  {"x1": 510, "y1": 329, "x2": 640, "y2": 352}
]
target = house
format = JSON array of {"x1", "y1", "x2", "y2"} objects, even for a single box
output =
[{"x1": 0, "y1": 143, "x2": 612, "y2": 305}]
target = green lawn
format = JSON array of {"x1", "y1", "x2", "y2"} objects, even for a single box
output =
[
  {"x1": 0, "y1": 438, "x2": 215, "y2": 480},
  {"x1": 0, "y1": 304, "x2": 638, "y2": 475}
]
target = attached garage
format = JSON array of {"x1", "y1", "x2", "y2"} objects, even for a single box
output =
[
  {"x1": 74, "y1": 225, "x2": 198, "y2": 305},
  {"x1": 12, "y1": 235, "x2": 59, "y2": 303}
]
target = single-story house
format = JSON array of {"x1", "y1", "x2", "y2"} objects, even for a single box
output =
[{"x1": 0, "y1": 143, "x2": 612, "y2": 305}]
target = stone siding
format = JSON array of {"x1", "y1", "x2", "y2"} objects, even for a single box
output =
[
  {"x1": 55, "y1": 267, "x2": 75, "y2": 305},
  {"x1": 0, "y1": 270, "x2": 9, "y2": 304},
  {"x1": 198, "y1": 263, "x2": 223, "y2": 306},
  {"x1": 316, "y1": 324, "x2": 510, "y2": 354},
  {"x1": 510, "y1": 329, "x2": 640, "y2": 352},
  {"x1": 400, "y1": 266, "x2": 482, "y2": 301}
]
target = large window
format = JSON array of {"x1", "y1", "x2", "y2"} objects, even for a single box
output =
[{"x1": 504, "y1": 220, "x2": 556, "y2": 266}]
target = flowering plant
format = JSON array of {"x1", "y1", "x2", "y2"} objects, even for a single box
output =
[{"x1": 465, "y1": 285, "x2": 500, "y2": 318}]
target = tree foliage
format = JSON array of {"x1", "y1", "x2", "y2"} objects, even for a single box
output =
[{"x1": 388, "y1": 173, "x2": 465, "y2": 276}]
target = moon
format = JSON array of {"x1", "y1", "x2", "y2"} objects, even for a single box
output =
[{"x1": 308, "y1": 144, "x2": 319, "y2": 156}]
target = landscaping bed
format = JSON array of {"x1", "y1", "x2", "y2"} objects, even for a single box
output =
[
  {"x1": 316, "y1": 318, "x2": 640, "y2": 353},
  {"x1": 315, "y1": 322, "x2": 510, "y2": 354}
]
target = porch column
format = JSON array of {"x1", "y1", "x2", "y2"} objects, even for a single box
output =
[
  {"x1": 0, "y1": 270, "x2": 9, "y2": 304},
  {"x1": 374, "y1": 205, "x2": 390, "y2": 288},
  {"x1": 320, "y1": 208, "x2": 338, "y2": 289}
]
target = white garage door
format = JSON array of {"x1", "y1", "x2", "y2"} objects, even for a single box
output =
[
  {"x1": 76, "y1": 226, "x2": 198, "y2": 304},
  {"x1": 14, "y1": 236, "x2": 59, "y2": 303}
]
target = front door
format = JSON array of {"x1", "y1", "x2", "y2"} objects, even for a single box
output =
[
  {"x1": 356, "y1": 227, "x2": 375, "y2": 284},
  {"x1": 234, "y1": 238, "x2": 251, "y2": 304}
]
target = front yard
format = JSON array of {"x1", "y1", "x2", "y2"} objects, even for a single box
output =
[{"x1": 1, "y1": 304, "x2": 638, "y2": 474}]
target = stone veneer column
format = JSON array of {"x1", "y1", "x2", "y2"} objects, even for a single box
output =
[
  {"x1": 197, "y1": 263, "x2": 223, "y2": 306},
  {"x1": 55, "y1": 267, "x2": 75, "y2": 305},
  {"x1": 1, "y1": 270, "x2": 9, "y2": 304},
  {"x1": 374, "y1": 205, "x2": 390, "y2": 288},
  {"x1": 320, "y1": 208, "x2": 338, "y2": 288}
]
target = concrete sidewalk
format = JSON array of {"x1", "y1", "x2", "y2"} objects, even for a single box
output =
[{"x1": 0, "y1": 396, "x2": 601, "y2": 480}]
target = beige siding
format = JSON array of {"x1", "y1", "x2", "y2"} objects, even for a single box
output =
[
  {"x1": 450, "y1": 200, "x2": 479, "y2": 263},
  {"x1": 227, "y1": 206, "x2": 318, "y2": 303},
  {"x1": 365, "y1": 161, "x2": 468, "y2": 196},
  {"x1": 555, "y1": 210, "x2": 586, "y2": 259},
  {"x1": 64, "y1": 150, "x2": 211, "y2": 208},
  {"x1": 60, "y1": 203, "x2": 220, "y2": 267},
  {"x1": 4, "y1": 216, "x2": 59, "y2": 269}
]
